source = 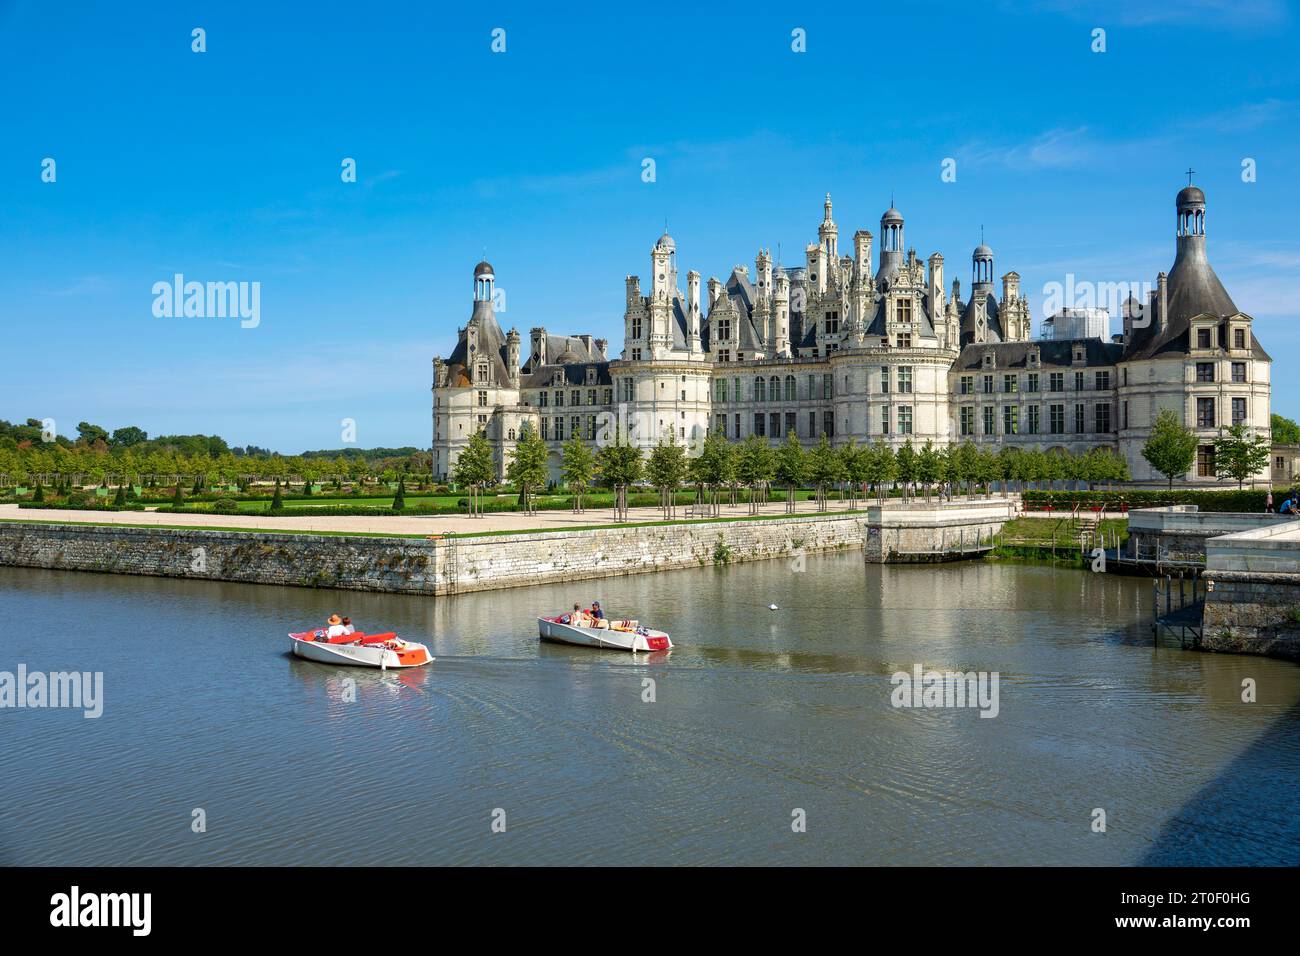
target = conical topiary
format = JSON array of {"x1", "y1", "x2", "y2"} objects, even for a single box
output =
[{"x1": 392, "y1": 478, "x2": 406, "y2": 511}]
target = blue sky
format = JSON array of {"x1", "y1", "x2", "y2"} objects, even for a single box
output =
[{"x1": 2, "y1": 0, "x2": 1297, "y2": 452}]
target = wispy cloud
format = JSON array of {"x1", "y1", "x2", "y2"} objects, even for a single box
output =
[{"x1": 1026, "y1": 0, "x2": 1289, "y2": 29}]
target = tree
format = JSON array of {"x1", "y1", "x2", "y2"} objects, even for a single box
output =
[
  {"x1": 806, "y1": 435, "x2": 844, "y2": 511},
  {"x1": 1142, "y1": 409, "x2": 1198, "y2": 489},
  {"x1": 595, "y1": 429, "x2": 643, "y2": 521},
  {"x1": 894, "y1": 439, "x2": 918, "y2": 501},
  {"x1": 774, "y1": 433, "x2": 807, "y2": 514},
  {"x1": 560, "y1": 435, "x2": 596, "y2": 513},
  {"x1": 840, "y1": 440, "x2": 869, "y2": 508},
  {"x1": 863, "y1": 441, "x2": 897, "y2": 505},
  {"x1": 110, "y1": 426, "x2": 148, "y2": 448},
  {"x1": 1213, "y1": 424, "x2": 1272, "y2": 489},
  {"x1": 1271, "y1": 413, "x2": 1300, "y2": 445},
  {"x1": 391, "y1": 476, "x2": 407, "y2": 511},
  {"x1": 271, "y1": 479, "x2": 283, "y2": 510},
  {"x1": 76, "y1": 422, "x2": 109, "y2": 445},
  {"x1": 646, "y1": 435, "x2": 689, "y2": 518},
  {"x1": 916, "y1": 441, "x2": 941, "y2": 502},
  {"x1": 506, "y1": 424, "x2": 549, "y2": 514},
  {"x1": 691, "y1": 432, "x2": 735, "y2": 516},
  {"x1": 453, "y1": 431, "x2": 495, "y2": 516},
  {"x1": 171, "y1": 483, "x2": 184, "y2": 507}
]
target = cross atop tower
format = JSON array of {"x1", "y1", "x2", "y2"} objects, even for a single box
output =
[{"x1": 1185, "y1": 167, "x2": 1195, "y2": 185}]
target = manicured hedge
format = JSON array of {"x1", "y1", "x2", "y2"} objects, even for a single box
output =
[
  {"x1": 1022, "y1": 489, "x2": 1274, "y2": 513},
  {"x1": 17, "y1": 502, "x2": 147, "y2": 512}
]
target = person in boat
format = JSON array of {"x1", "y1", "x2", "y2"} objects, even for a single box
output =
[
  {"x1": 341, "y1": 616, "x2": 356, "y2": 635},
  {"x1": 325, "y1": 614, "x2": 347, "y2": 638},
  {"x1": 588, "y1": 601, "x2": 610, "y2": 629},
  {"x1": 569, "y1": 602, "x2": 590, "y2": 627}
]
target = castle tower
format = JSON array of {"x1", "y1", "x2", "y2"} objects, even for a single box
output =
[
  {"x1": 819, "y1": 193, "x2": 838, "y2": 259},
  {"x1": 927, "y1": 253, "x2": 946, "y2": 347},
  {"x1": 686, "y1": 269, "x2": 703, "y2": 353},
  {"x1": 505, "y1": 328, "x2": 521, "y2": 387},
  {"x1": 649, "y1": 231, "x2": 677, "y2": 356},
  {"x1": 773, "y1": 269, "x2": 791, "y2": 357},
  {"x1": 877, "y1": 205, "x2": 904, "y2": 281},
  {"x1": 972, "y1": 242, "x2": 994, "y2": 289}
]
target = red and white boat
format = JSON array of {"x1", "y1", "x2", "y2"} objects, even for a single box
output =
[
  {"x1": 289, "y1": 628, "x2": 434, "y2": 669},
  {"x1": 538, "y1": 615, "x2": 672, "y2": 653}
]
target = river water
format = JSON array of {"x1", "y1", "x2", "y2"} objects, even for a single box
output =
[{"x1": 2, "y1": 555, "x2": 1298, "y2": 866}]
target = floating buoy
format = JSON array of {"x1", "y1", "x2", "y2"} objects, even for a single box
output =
[{"x1": 768, "y1": 604, "x2": 779, "y2": 611}]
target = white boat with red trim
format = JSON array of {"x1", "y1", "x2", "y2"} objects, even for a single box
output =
[
  {"x1": 538, "y1": 615, "x2": 672, "y2": 652},
  {"x1": 289, "y1": 628, "x2": 434, "y2": 669}
]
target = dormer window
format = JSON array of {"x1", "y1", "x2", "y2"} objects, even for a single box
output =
[
  {"x1": 982, "y1": 352, "x2": 994, "y2": 368},
  {"x1": 1028, "y1": 349, "x2": 1040, "y2": 367}
]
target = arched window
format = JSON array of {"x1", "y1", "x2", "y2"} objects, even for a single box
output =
[
  {"x1": 754, "y1": 377, "x2": 766, "y2": 402},
  {"x1": 769, "y1": 376, "x2": 780, "y2": 403}
]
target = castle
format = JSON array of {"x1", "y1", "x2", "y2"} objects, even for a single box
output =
[{"x1": 432, "y1": 184, "x2": 1271, "y2": 484}]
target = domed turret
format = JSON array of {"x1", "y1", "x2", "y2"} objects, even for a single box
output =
[
  {"x1": 972, "y1": 243, "x2": 994, "y2": 287},
  {"x1": 474, "y1": 260, "x2": 495, "y2": 302}
]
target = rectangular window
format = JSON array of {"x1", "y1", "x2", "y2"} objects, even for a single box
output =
[
  {"x1": 1049, "y1": 404, "x2": 1065, "y2": 434},
  {"x1": 588, "y1": 389, "x2": 597, "y2": 406},
  {"x1": 1197, "y1": 328, "x2": 1212, "y2": 349},
  {"x1": 1095, "y1": 370, "x2": 1110, "y2": 390},
  {"x1": 809, "y1": 411, "x2": 816, "y2": 436},
  {"x1": 754, "y1": 413, "x2": 765, "y2": 437},
  {"x1": 1003, "y1": 405, "x2": 1018, "y2": 435},
  {"x1": 897, "y1": 332, "x2": 912, "y2": 348},
  {"x1": 1003, "y1": 374, "x2": 1017, "y2": 393},
  {"x1": 734, "y1": 413, "x2": 740, "y2": 436},
  {"x1": 555, "y1": 418, "x2": 564, "y2": 440},
  {"x1": 786, "y1": 411, "x2": 797, "y2": 437},
  {"x1": 478, "y1": 390, "x2": 488, "y2": 407},
  {"x1": 1026, "y1": 406, "x2": 1040, "y2": 435},
  {"x1": 715, "y1": 414, "x2": 727, "y2": 437},
  {"x1": 769, "y1": 413, "x2": 780, "y2": 438},
  {"x1": 960, "y1": 406, "x2": 975, "y2": 436},
  {"x1": 1233, "y1": 328, "x2": 1246, "y2": 349},
  {"x1": 982, "y1": 374, "x2": 994, "y2": 394},
  {"x1": 1026, "y1": 373, "x2": 1039, "y2": 393},
  {"x1": 896, "y1": 298, "x2": 912, "y2": 323},
  {"x1": 603, "y1": 388, "x2": 612, "y2": 405},
  {"x1": 881, "y1": 406, "x2": 890, "y2": 436},
  {"x1": 898, "y1": 366, "x2": 913, "y2": 393},
  {"x1": 1122, "y1": 400, "x2": 1128, "y2": 430},
  {"x1": 825, "y1": 312, "x2": 839, "y2": 335},
  {"x1": 960, "y1": 375, "x2": 974, "y2": 395},
  {"x1": 571, "y1": 416, "x2": 580, "y2": 439},
  {"x1": 571, "y1": 390, "x2": 581, "y2": 407},
  {"x1": 880, "y1": 367, "x2": 890, "y2": 393},
  {"x1": 539, "y1": 391, "x2": 549, "y2": 407},
  {"x1": 1074, "y1": 403, "x2": 1085, "y2": 433},
  {"x1": 1232, "y1": 397, "x2": 1247, "y2": 426},
  {"x1": 1196, "y1": 362, "x2": 1215, "y2": 383},
  {"x1": 556, "y1": 390, "x2": 565, "y2": 407},
  {"x1": 1197, "y1": 397, "x2": 1215, "y2": 428},
  {"x1": 823, "y1": 374, "x2": 833, "y2": 400},
  {"x1": 1075, "y1": 371, "x2": 1085, "y2": 391},
  {"x1": 1049, "y1": 372, "x2": 1064, "y2": 392},
  {"x1": 1231, "y1": 362, "x2": 1246, "y2": 383},
  {"x1": 823, "y1": 410, "x2": 834, "y2": 437},
  {"x1": 541, "y1": 418, "x2": 549, "y2": 440},
  {"x1": 1095, "y1": 403, "x2": 1111, "y2": 433},
  {"x1": 1197, "y1": 444, "x2": 1216, "y2": 477},
  {"x1": 898, "y1": 406, "x2": 913, "y2": 435},
  {"x1": 983, "y1": 406, "x2": 995, "y2": 436}
]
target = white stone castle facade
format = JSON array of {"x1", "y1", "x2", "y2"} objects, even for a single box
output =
[{"x1": 433, "y1": 185, "x2": 1271, "y2": 484}]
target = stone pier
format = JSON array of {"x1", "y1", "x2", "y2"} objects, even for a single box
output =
[
  {"x1": 1202, "y1": 521, "x2": 1300, "y2": 661},
  {"x1": 863, "y1": 497, "x2": 1018, "y2": 563}
]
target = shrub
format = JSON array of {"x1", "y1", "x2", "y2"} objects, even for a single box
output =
[
  {"x1": 212, "y1": 498, "x2": 240, "y2": 514},
  {"x1": 1022, "y1": 489, "x2": 1271, "y2": 513}
]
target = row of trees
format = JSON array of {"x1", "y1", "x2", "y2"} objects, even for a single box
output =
[
  {"x1": 451, "y1": 424, "x2": 1133, "y2": 520},
  {"x1": 0, "y1": 443, "x2": 430, "y2": 490},
  {"x1": 1141, "y1": 410, "x2": 1273, "y2": 489}
]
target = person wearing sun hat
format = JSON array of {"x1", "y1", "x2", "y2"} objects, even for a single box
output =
[{"x1": 325, "y1": 614, "x2": 347, "y2": 639}]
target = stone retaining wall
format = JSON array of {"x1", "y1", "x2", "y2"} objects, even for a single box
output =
[{"x1": 0, "y1": 514, "x2": 868, "y2": 595}]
